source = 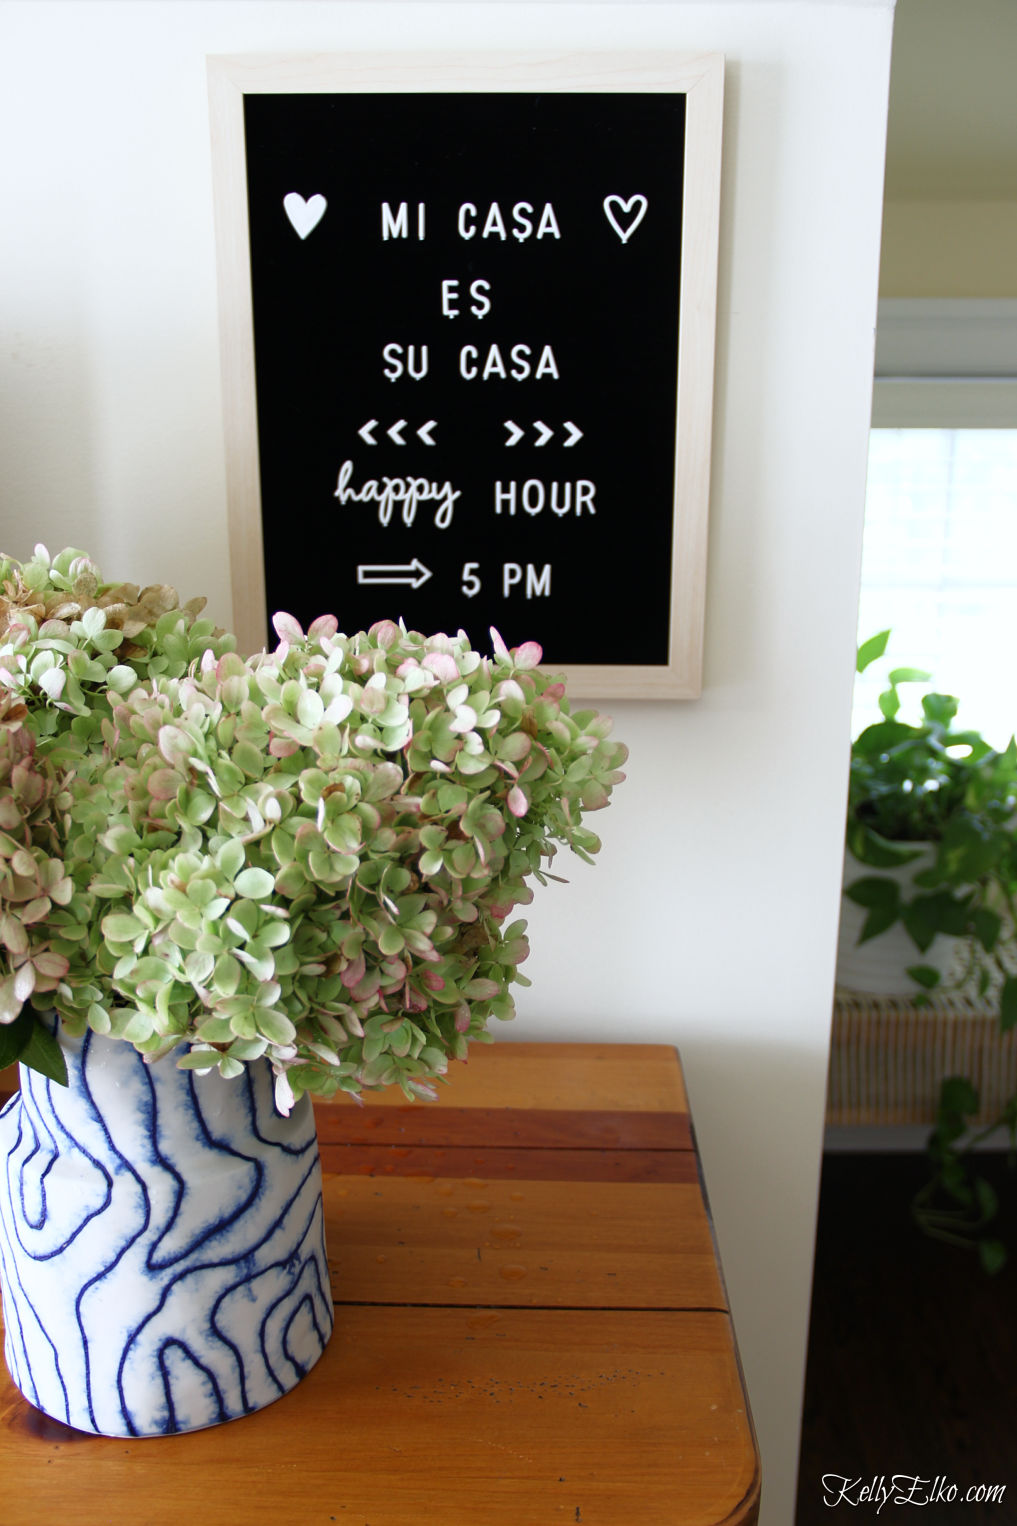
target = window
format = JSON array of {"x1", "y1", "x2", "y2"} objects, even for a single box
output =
[{"x1": 852, "y1": 302, "x2": 1017, "y2": 743}]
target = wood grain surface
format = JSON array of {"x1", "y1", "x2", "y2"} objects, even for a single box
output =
[{"x1": 0, "y1": 1042, "x2": 759, "y2": 1526}]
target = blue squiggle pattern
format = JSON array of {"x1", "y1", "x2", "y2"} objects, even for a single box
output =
[{"x1": 0, "y1": 1029, "x2": 333, "y2": 1436}]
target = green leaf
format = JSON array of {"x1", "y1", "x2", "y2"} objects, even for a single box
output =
[
  {"x1": 978, "y1": 1238, "x2": 1007, "y2": 1275},
  {"x1": 974, "y1": 1175, "x2": 999, "y2": 1221},
  {"x1": 844, "y1": 876, "x2": 901, "y2": 911},
  {"x1": 972, "y1": 908, "x2": 1002, "y2": 953},
  {"x1": 878, "y1": 686, "x2": 901, "y2": 722},
  {"x1": 939, "y1": 1075, "x2": 980, "y2": 1119},
  {"x1": 234, "y1": 867, "x2": 275, "y2": 900},
  {"x1": 843, "y1": 877, "x2": 900, "y2": 941},
  {"x1": 888, "y1": 667, "x2": 932, "y2": 687},
  {"x1": 1000, "y1": 977, "x2": 1017, "y2": 1033},
  {"x1": 102, "y1": 912, "x2": 147, "y2": 943},
  {"x1": 856, "y1": 630, "x2": 890, "y2": 674},
  {"x1": 18, "y1": 1017, "x2": 68, "y2": 1086},
  {"x1": 922, "y1": 692, "x2": 959, "y2": 727},
  {"x1": 0, "y1": 1008, "x2": 34, "y2": 1069},
  {"x1": 846, "y1": 822, "x2": 926, "y2": 869},
  {"x1": 906, "y1": 965, "x2": 941, "y2": 990}
]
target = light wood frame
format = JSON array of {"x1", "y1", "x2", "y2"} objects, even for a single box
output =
[{"x1": 208, "y1": 51, "x2": 723, "y2": 699}]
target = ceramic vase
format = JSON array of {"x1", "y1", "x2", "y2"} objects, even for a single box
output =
[{"x1": 0, "y1": 1025, "x2": 333, "y2": 1436}]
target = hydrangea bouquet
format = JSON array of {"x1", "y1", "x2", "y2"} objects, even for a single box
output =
[{"x1": 0, "y1": 546, "x2": 626, "y2": 1112}]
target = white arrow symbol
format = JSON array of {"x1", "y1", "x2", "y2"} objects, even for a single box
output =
[
  {"x1": 357, "y1": 559, "x2": 432, "y2": 590},
  {"x1": 503, "y1": 420, "x2": 524, "y2": 447},
  {"x1": 387, "y1": 420, "x2": 408, "y2": 445},
  {"x1": 358, "y1": 419, "x2": 379, "y2": 445},
  {"x1": 563, "y1": 421, "x2": 583, "y2": 447},
  {"x1": 533, "y1": 421, "x2": 553, "y2": 447},
  {"x1": 417, "y1": 420, "x2": 437, "y2": 446}
]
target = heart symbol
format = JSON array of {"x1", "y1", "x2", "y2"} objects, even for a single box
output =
[
  {"x1": 603, "y1": 194, "x2": 648, "y2": 245},
  {"x1": 283, "y1": 192, "x2": 327, "y2": 240}
]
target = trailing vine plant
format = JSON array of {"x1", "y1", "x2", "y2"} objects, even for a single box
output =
[{"x1": 847, "y1": 631, "x2": 1017, "y2": 1270}]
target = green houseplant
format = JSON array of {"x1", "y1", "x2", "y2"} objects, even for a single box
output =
[
  {"x1": 0, "y1": 544, "x2": 626, "y2": 1434},
  {"x1": 843, "y1": 630, "x2": 1017, "y2": 1270}
]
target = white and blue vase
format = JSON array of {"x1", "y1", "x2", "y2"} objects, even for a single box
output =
[{"x1": 0, "y1": 1025, "x2": 333, "y2": 1436}]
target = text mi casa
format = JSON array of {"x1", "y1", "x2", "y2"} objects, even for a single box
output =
[{"x1": 382, "y1": 201, "x2": 562, "y2": 242}]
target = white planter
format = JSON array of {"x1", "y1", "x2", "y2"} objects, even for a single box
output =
[
  {"x1": 0, "y1": 1024, "x2": 333, "y2": 1436},
  {"x1": 836, "y1": 845, "x2": 962, "y2": 996}
]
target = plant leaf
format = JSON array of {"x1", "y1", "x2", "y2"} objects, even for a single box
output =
[{"x1": 856, "y1": 630, "x2": 890, "y2": 674}]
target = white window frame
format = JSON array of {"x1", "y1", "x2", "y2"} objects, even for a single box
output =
[{"x1": 873, "y1": 298, "x2": 1017, "y2": 426}]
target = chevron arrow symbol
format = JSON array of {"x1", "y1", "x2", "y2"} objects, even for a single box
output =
[
  {"x1": 417, "y1": 420, "x2": 437, "y2": 446},
  {"x1": 387, "y1": 419, "x2": 408, "y2": 445},
  {"x1": 503, "y1": 420, "x2": 524, "y2": 447},
  {"x1": 358, "y1": 419, "x2": 378, "y2": 445},
  {"x1": 533, "y1": 421, "x2": 553, "y2": 447},
  {"x1": 357, "y1": 559, "x2": 432, "y2": 590},
  {"x1": 563, "y1": 421, "x2": 583, "y2": 447}
]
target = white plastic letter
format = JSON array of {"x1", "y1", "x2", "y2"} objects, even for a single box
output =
[
  {"x1": 535, "y1": 346, "x2": 560, "y2": 380},
  {"x1": 382, "y1": 343, "x2": 404, "y2": 381},
  {"x1": 460, "y1": 345, "x2": 478, "y2": 380},
  {"x1": 550, "y1": 482, "x2": 572, "y2": 516},
  {"x1": 536, "y1": 203, "x2": 562, "y2": 240},
  {"x1": 522, "y1": 481, "x2": 545, "y2": 516},
  {"x1": 510, "y1": 345, "x2": 532, "y2": 381},
  {"x1": 482, "y1": 344, "x2": 507, "y2": 381},
  {"x1": 470, "y1": 279, "x2": 492, "y2": 320},
  {"x1": 503, "y1": 563, "x2": 523, "y2": 596},
  {"x1": 526, "y1": 564, "x2": 551, "y2": 598},
  {"x1": 494, "y1": 482, "x2": 517, "y2": 515},
  {"x1": 458, "y1": 203, "x2": 477, "y2": 240},
  {"x1": 512, "y1": 202, "x2": 534, "y2": 243},
  {"x1": 442, "y1": 279, "x2": 460, "y2": 318},
  {"x1": 382, "y1": 203, "x2": 409, "y2": 240},
  {"x1": 482, "y1": 203, "x2": 507, "y2": 240}
]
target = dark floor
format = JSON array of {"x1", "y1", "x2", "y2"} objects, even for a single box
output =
[{"x1": 796, "y1": 1152, "x2": 1017, "y2": 1524}]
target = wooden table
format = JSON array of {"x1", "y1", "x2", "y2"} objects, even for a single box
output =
[{"x1": 0, "y1": 1042, "x2": 759, "y2": 1525}]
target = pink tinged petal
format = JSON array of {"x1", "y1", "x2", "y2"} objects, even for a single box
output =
[
  {"x1": 157, "y1": 725, "x2": 191, "y2": 765},
  {"x1": 309, "y1": 613, "x2": 340, "y2": 639},
  {"x1": 429, "y1": 758, "x2": 452, "y2": 773},
  {"x1": 513, "y1": 641, "x2": 543, "y2": 670},
  {"x1": 489, "y1": 626, "x2": 509, "y2": 657},
  {"x1": 148, "y1": 768, "x2": 180, "y2": 801},
  {"x1": 272, "y1": 611, "x2": 305, "y2": 643},
  {"x1": 39, "y1": 668, "x2": 66, "y2": 702},
  {"x1": 544, "y1": 682, "x2": 566, "y2": 701},
  {"x1": 269, "y1": 734, "x2": 301, "y2": 757},
  {"x1": 200, "y1": 648, "x2": 216, "y2": 674},
  {"x1": 495, "y1": 678, "x2": 525, "y2": 704},
  {"x1": 507, "y1": 785, "x2": 528, "y2": 818},
  {"x1": 369, "y1": 619, "x2": 400, "y2": 649},
  {"x1": 421, "y1": 970, "x2": 445, "y2": 991},
  {"x1": 396, "y1": 658, "x2": 420, "y2": 676},
  {"x1": 341, "y1": 952, "x2": 367, "y2": 990},
  {"x1": 13, "y1": 962, "x2": 35, "y2": 1002},
  {"x1": 454, "y1": 1003, "x2": 471, "y2": 1032},
  {"x1": 422, "y1": 651, "x2": 460, "y2": 683},
  {"x1": 33, "y1": 951, "x2": 68, "y2": 980},
  {"x1": 449, "y1": 704, "x2": 477, "y2": 734}
]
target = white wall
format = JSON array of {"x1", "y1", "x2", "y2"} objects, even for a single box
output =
[{"x1": 0, "y1": 3, "x2": 894, "y2": 1521}]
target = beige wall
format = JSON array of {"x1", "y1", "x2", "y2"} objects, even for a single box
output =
[
  {"x1": 880, "y1": 200, "x2": 1017, "y2": 297},
  {"x1": 0, "y1": 3, "x2": 895, "y2": 1521}
]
